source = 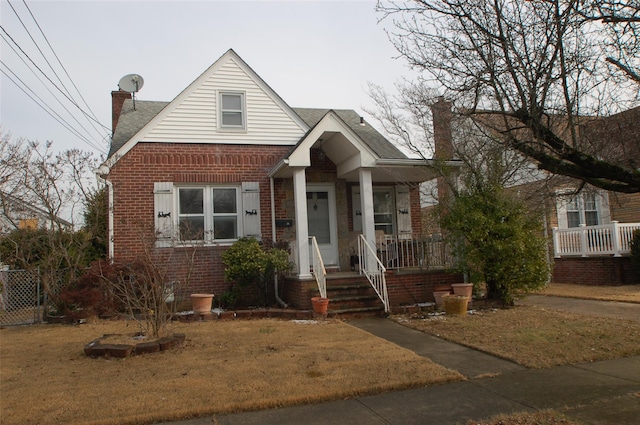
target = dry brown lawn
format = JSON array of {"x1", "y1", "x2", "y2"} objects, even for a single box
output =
[
  {"x1": 394, "y1": 305, "x2": 640, "y2": 368},
  {"x1": 0, "y1": 318, "x2": 463, "y2": 425},
  {"x1": 465, "y1": 409, "x2": 583, "y2": 425},
  {"x1": 541, "y1": 283, "x2": 640, "y2": 303}
]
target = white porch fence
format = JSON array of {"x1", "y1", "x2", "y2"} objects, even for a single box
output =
[
  {"x1": 357, "y1": 234, "x2": 390, "y2": 313},
  {"x1": 309, "y1": 236, "x2": 327, "y2": 299},
  {"x1": 553, "y1": 221, "x2": 640, "y2": 258}
]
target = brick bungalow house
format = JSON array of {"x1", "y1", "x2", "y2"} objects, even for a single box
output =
[
  {"x1": 425, "y1": 101, "x2": 640, "y2": 286},
  {"x1": 99, "y1": 49, "x2": 462, "y2": 312}
]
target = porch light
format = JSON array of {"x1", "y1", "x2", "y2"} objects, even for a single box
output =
[{"x1": 318, "y1": 148, "x2": 326, "y2": 162}]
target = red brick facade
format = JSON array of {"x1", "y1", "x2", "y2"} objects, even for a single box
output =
[
  {"x1": 552, "y1": 257, "x2": 638, "y2": 285},
  {"x1": 108, "y1": 142, "x2": 433, "y2": 304}
]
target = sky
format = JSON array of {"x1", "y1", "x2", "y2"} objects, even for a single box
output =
[{"x1": 1, "y1": 0, "x2": 417, "y2": 158}]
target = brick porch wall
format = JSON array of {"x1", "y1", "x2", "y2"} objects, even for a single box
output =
[
  {"x1": 552, "y1": 257, "x2": 639, "y2": 285},
  {"x1": 385, "y1": 270, "x2": 464, "y2": 306}
]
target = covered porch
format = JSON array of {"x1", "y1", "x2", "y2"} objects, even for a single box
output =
[{"x1": 269, "y1": 109, "x2": 461, "y2": 311}]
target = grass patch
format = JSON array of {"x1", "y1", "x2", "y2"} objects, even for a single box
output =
[
  {"x1": 393, "y1": 305, "x2": 640, "y2": 368},
  {"x1": 0, "y1": 318, "x2": 462, "y2": 425},
  {"x1": 541, "y1": 283, "x2": 640, "y2": 304}
]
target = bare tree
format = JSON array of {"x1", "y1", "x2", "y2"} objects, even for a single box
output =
[
  {"x1": 0, "y1": 133, "x2": 104, "y2": 315},
  {"x1": 377, "y1": 0, "x2": 640, "y2": 193}
]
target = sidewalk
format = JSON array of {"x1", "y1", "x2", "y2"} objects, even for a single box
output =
[{"x1": 157, "y1": 298, "x2": 640, "y2": 425}]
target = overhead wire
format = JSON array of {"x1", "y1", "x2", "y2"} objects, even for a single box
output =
[
  {"x1": 20, "y1": 0, "x2": 111, "y2": 139},
  {"x1": 0, "y1": 30, "x2": 107, "y2": 153},
  {"x1": 0, "y1": 64, "x2": 106, "y2": 153},
  {"x1": 0, "y1": 1, "x2": 111, "y2": 152}
]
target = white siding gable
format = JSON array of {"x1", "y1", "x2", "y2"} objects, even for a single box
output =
[{"x1": 137, "y1": 50, "x2": 308, "y2": 145}]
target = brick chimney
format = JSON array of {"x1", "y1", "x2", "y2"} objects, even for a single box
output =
[
  {"x1": 431, "y1": 97, "x2": 454, "y2": 161},
  {"x1": 111, "y1": 90, "x2": 132, "y2": 135},
  {"x1": 430, "y1": 97, "x2": 455, "y2": 207}
]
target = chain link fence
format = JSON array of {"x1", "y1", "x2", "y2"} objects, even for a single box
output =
[{"x1": 0, "y1": 269, "x2": 42, "y2": 326}]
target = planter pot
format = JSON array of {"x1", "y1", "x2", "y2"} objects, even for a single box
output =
[
  {"x1": 442, "y1": 294, "x2": 469, "y2": 316},
  {"x1": 433, "y1": 291, "x2": 450, "y2": 308},
  {"x1": 311, "y1": 297, "x2": 329, "y2": 315},
  {"x1": 452, "y1": 283, "x2": 473, "y2": 301},
  {"x1": 190, "y1": 294, "x2": 214, "y2": 314},
  {"x1": 434, "y1": 284, "x2": 452, "y2": 293}
]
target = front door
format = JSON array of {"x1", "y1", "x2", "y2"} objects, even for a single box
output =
[{"x1": 307, "y1": 184, "x2": 338, "y2": 266}]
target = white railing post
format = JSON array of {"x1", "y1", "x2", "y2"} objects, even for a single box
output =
[
  {"x1": 611, "y1": 221, "x2": 622, "y2": 257},
  {"x1": 579, "y1": 224, "x2": 588, "y2": 257}
]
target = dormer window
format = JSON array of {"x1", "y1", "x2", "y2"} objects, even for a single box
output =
[{"x1": 219, "y1": 92, "x2": 246, "y2": 130}]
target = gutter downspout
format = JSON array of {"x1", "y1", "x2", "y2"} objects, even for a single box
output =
[
  {"x1": 271, "y1": 177, "x2": 288, "y2": 308},
  {"x1": 95, "y1": 167, "x2": 114, "y2": 261}
]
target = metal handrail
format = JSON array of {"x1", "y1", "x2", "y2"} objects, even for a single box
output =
[
  {"x1": 357, "y1": 234, "x2": 390, "y2": 313},
  {"x1": 309, "y1": 236, "x2": 327, "y2": 299}
]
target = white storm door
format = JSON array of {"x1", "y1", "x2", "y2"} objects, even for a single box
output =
[{"x1": 307, "y1": 185, "x2": 338, "y2": 266}]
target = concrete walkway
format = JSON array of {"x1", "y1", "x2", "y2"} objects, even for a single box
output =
[{"x1": 157, "y1": 297, "x2": 640, "y2": 425}]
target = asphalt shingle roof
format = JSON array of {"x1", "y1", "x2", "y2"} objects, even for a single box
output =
[{"x1": 108, "y1": 102, "x2": 407, "y2": 161}]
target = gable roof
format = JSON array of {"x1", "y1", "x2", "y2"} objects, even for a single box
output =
[
  {"x1": 106, "y1": 49, "x2": 309, "y2": 163},
  {"x1": 292, "y1": 108, "x2": 407, "y2": 159},
  {"x1": 106, "y1": 51, "x2": 410, "y2": 167}
]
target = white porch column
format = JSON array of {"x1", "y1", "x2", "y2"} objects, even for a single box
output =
[
  {"x1": 293, "y1": 167, "x2": 311, "y2": 279},
  {"x1": 359, "y1": 168, "x2": 376, "y2": 271}
]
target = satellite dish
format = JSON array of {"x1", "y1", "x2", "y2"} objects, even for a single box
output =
[{"x1": 118, "y1": 74, "x2": 144, "y2": 93}]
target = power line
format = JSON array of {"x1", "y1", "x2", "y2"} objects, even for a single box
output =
[
  {"x1": 1, "y1": 0, "x2": 112, "y2": 152},
  {"x1": 1, "y1": 65, "x2": 107, "y2": 154},
  {"x1": 0, "y1": 32, "x2": 106, "y2": 152},
  {"x1": 0, "y1": 24, "x2": 108, "y2": 150},
  {"x1": 19, "y1": 0, "x2": 111, "y2": 139}
]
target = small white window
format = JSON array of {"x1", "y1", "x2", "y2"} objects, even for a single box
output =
[{"x1": 219, "y1": 92, "x2": 245, "y2": 130}]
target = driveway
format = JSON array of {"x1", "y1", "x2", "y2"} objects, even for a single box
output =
[{"x1": 522, "y1": 295, "x2": 640, "y2": 322}]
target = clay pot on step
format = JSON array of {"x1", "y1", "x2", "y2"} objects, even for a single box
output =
[{"x1": 311, "y1": 297, "x2": 329, "y2": 315}]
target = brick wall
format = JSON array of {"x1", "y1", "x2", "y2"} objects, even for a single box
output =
[
  {"x1": 386, "y1": 270, "x2": 463, "y2": 306},
  {"x1": 107, "y1": 142, "x2": 291, "y2": 294},
  {"x1": 552, "y1": 257, "x2": 638, "y2": 285}
]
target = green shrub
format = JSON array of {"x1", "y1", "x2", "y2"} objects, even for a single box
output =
[
  {"x1": 441, "y1": 186, "x2": 550, "y2": 305},
  {"x1": 222, "y1": 238, "x2": 291, "y2": 306}
]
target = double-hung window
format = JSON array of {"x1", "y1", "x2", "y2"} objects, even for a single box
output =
[
  {"x1": 558, "y1": 191, "x2": 609, "y2": 229},
  {"x1": 219, "y1": 92, "x2": 246, "y2": 130},
  {"x1": 178, "y1": 186, "x2": 239, "y2": 242}
]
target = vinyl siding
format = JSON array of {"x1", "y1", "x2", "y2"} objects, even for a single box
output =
[{"x1": 142, "y1": 58, "x2": 305, "y2": 145}]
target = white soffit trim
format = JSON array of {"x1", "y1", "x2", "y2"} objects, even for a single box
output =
[{"x1": 287, "y1": 111, "x2": 378, "y2": 167}]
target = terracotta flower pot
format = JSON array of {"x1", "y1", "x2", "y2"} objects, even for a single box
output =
[
  {"x1": 442, "y1": 294, "x2": 469, "y2": 315},
  {"x1": 452, "y1": 283, "x2": 473, "y2": 301},
  {"x1": 190, "y1": 294, "x2": 214, "y2": 314},
  {"x1": 311, "y1": 297, "x2": 329, "y2": 315},
  {"x1": 433, "y1": 291, "x2": 450, "y2": 308}
]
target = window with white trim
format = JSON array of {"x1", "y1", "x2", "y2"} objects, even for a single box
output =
[
  {"x1": 177, "y1": 186, "x2": 239, "y2": 242},
  {"x1": 219, "y1": 92, "x2": 246, "y2": 130},
  {"x1": 557, "y1": 191, "x2": 610, "y2": 229}
]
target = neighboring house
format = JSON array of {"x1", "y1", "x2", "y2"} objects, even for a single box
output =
[
  {"x1": 0, "y1": 192, "x2": 72, "y2": 235},
  {"x1": 100, "y1": 49, "x2": 462, "y2": 310},
  {"x1": 426, "y1": 101, "x2": 640, "y2": 285}
]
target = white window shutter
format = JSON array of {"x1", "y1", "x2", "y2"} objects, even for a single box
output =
[
  {"x1": 242, "y1": 182, "x2": 261, "y2": 239},
  {"x1": 556, "y1": 197, "x2": 568, "y2": 229},
  {"x1": 352, "y1": 188, "x2": 362, "y2": 232},
  {"x1": 154, "y1": 182, "x2": 174, "y2": 248},
  {"x1": 598, "y1": 192, "x2": 611, "y2": 224},
  {"x1": 395, "y1": 186, "x2": 412, "y2": 238}
]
